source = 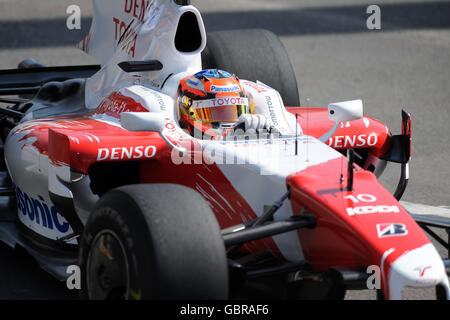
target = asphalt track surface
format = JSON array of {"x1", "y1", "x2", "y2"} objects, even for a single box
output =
[{"x1": 0, "y1": 0, "x2": 449, "y2": 300}]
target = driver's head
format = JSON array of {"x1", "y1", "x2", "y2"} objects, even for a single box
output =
[{"x1": 177, "y1": 69, "x2": 250, "y2": 130}]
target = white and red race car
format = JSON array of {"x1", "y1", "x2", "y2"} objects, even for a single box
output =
[{"x1": 0, "y1": 0, "x2": 448, "y2": 300}]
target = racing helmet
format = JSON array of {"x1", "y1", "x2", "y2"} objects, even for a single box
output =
[{"x1": 177, "y1": 69, "x2": 251, "y2": 131}]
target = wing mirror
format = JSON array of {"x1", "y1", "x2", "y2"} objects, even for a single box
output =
[
  {"x1": 121, "y1": 112, "x2": 186, "y2": 154},
  {"x1": 319, "y1": 99, "x2": 363, "y2": 142}
]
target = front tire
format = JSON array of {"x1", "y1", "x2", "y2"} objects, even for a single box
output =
[{"x1": 79, "y1": 183, "x2": 229, "y2": 299}]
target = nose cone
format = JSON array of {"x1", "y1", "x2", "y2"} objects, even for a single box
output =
[{"x1": 387, "y1": 243, "x2": 450, "y2": 299}]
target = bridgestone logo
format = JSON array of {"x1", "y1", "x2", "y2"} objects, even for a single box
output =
[{"x1": 346, "y1": 205, "x2": 400, "y2": 216}]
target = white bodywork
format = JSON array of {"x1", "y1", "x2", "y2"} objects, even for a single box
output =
[{"x1": 388, "y1": 244, "x2": 450, "y2": 299}]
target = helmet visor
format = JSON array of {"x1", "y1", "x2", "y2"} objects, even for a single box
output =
[{"x1": 192, "y1": 97, "x2": 249, "y2": 123}]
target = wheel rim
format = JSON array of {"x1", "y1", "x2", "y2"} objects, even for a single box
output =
[{"x1": 86, "y1": 230, "x2": 130, "y2": 299}]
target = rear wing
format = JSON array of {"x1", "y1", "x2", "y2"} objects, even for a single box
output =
[{"x1": 0, "y1": 65, "x2": 100, "y2": 96}]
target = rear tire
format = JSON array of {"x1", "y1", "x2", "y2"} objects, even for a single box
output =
[
  {"x1": 202, "y1": 29, "x2": 300, "y2": 106},
  {"x1": 79, "y1": 183, "x2": 229, "y2": 299}
]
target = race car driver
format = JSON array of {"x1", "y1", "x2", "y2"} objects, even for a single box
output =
[{"x1": 177, "y1": 69, "x2": 271, "y2": 139}]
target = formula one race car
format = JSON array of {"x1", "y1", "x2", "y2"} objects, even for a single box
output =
[{"x1": 0, "y1": 0, "x2": 449, "y2": 300}]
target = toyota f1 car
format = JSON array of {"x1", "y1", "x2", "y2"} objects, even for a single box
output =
[{"x1": 0, "y1": 0, "x2": 449, "y2": 300}]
